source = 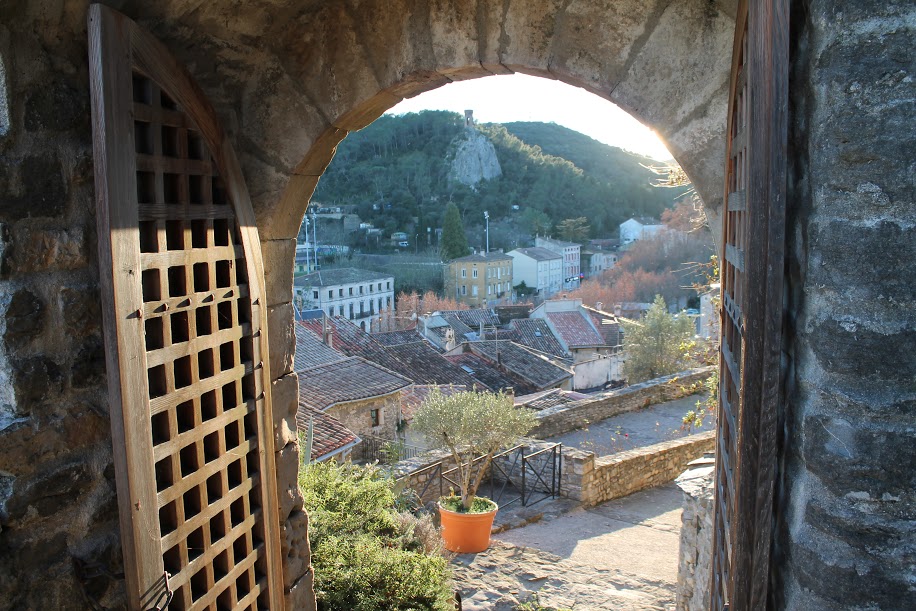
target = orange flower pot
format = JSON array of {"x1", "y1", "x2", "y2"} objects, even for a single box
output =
[{"x1": 438, "y1": 502, "x2": 499, "y2": 553}]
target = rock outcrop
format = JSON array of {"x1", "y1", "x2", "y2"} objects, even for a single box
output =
[{"x1": 449, "y1": 128, "x2": 502, "y2": 189}]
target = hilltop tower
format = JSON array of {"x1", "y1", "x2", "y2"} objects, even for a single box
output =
[{"x1": 464, "y1": 109, "x2": 474, "y2": 127}]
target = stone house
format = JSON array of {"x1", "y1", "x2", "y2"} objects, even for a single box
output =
[
  {"x1": 292, "y1": 267, "x2": 394, "y2": 332},
  {"x1": 443, "y1": 251, "x2": 514, "y2": 307},
  {"x1": 535, "y1": 236, "x2": 582, "y2": 290},
  {"x1": 1, "y1": 2, "x2": 911, "y2": 610},
  {"x1": 619, "y1": 217, "x2": 665, "y2": 245},
  {"x1": 507, "y1": 246, "x2": 563, "y2": 297}
]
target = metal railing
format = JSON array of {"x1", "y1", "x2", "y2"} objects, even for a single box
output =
[
  {"x1": 398, "y1": 443, "x2": 562, "y2": 508},
  {"x1": 359, "y1": 435, "x2": 427, "y2": 464}
]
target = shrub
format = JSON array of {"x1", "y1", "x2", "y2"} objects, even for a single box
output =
[{"x1": 299, "y1": 461, "x2": 454, "y2": 611}]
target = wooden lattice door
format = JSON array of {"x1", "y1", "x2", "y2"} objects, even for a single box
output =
[
  {"x1": 88, "y1": 5, "x2": 284, "y2": 609},
  {"x1": 711, "y1": 1, "x2": 789, "y2": 609}
]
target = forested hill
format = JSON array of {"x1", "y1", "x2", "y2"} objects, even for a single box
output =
[{"x1": 312, "y1": 110, "x2": 683, "y2": 242}]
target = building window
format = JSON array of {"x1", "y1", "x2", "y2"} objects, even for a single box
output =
[
  {"x1": 338, "y1": 305, "x2": 343, "y2": 316},
  {"x1": 370, "y1": 409, "x2": 380, "y2": 427},
  {"x1": 472, "y1": 285, "x2": 478, "y2": 296},
  {"x1": 313, "y1": 290, "x2": 319, "y2": 299},
  {"x1": 378, "y1": 283, "x2": 382, "y2": 291},
  {"x1": 472, "y1": 269, "x2": 478, "y2": 279},
  {"x1": 349, "y1": 303, "x2": 354, "y2": 318},
  {"x1": 461, "y1": 269, "x2": 467, "y2": 278},
  {"x1": 349, "y1": 287, "x2": 353, "y2": 296},
  {"x1": 498, "y1": 267, "x2": 501, "y2": 279},
  {"x1": 327, "y1": 290, "x2": 332, "y2": 299},
  {"x1": 461, "y1": 285, "x2": 466, "y2": 296},
  {"x1": 387, "y1": 281, "x2": 391, "y2": 290},
  {"x1": 487, "y1": 285, "x2": 491, "y2": 295},
  {"x1": 339, "y1": 288, "x2": 343, "y2": 297},
  {"x1": 359, "y1": 285, "x2": 364, "y2": 295}
]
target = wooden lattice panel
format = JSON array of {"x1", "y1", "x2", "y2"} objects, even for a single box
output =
[
  {"x1": 712, "y1": 16, "x2": 748, "y2": 610},
  {"x1": 711, "y1": 1, "x2": 789, "y2": 608},
  {"x1": 88, "y1": 6, "x2": 283, "y2": 610}
]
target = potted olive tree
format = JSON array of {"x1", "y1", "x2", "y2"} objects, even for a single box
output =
[{"x1": 412, "y1": 389, "x2": 536, "y2": 553}]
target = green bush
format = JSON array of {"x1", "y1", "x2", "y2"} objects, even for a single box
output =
[{"x1": 299, "y1": 461, "x2": 455, "y2": 611}]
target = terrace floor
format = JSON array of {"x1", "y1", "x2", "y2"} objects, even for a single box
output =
[
  {"x1": 545, "y1": 394, "x2": 711, "y2": 456},
  {"x1": 452, "y1": 483, "x2": 683, "y2": 610}
]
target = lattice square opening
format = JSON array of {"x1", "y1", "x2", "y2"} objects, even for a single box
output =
[
  {"x1": 155, "y1": 457, "x2": 174, "y2": 492},
  {"x1": 171, "y1": 311, "x2": 190, "y2": 343},
  {"x1": 204, "y1": 431, "x2": 220, "y2": 463},
  {"x1": 136, "y1": 171, "x2": 155, "y2": 204},
  {"x1": 215, "y1": 260, "x2": 232, "y2": 289},
  {"x1": 176, "y1": 400, "x2": 195, "y2": 433},
  {"x1": 159, "y1": 500, "x2": 178, "y2": 535},
  {"x1": 160, "y1": 89, "x2": 178, "y2": 111},
  {"x1": 198, "y1": 348, "x2": 215, "y2": 379},
  {"x1": 145, "y1": 317, "x2": 164, "y2": 351},
  {"x1": 179, "y1": 442, "x2": 200, "y2": 477},
  {"x1": 191, "y1": 219, "x2": 208, "y2": 248},
  {"x1": 217, "y1": 301, "x2": 233, "y2": 330},
  {"x1": 174, "y1": 355, "x2": 192, "y2": 389},
  {"x1": 244, "y1": 410, "x2": 257, "y2": 441},
  {"x1": 189, "y1": 174, "x2": 204, "y2": 205},
  {"x1": 237, "y1": 298, "x2": 252, "y2": 325},
  {"x1": 141, "y1": 269, "x2": 161, "y2": 302},
  {"x1": 167, "y1": 266, "x2": 188, "y2": 297},
  {"x1": 193, "y1": 262, "x2": 210, "y2": 292},
  {"x1": 151, "y1": 410, "x2": 170, "y2": 445},
  {"x1": 187, "y1": 130, "x2": 205, "y2": 160},
  {"x1": 213, "y1": 219, "x2": 230, "y2": 246},
  {"x1": 165, "y1": 220, "x2": 184, "y2": 250},
  {"x1": 235, "y1": 258, "x2": 248, "y2": 286},
  {"x1": 195, "y1": 395, "x2": 216, "y2": 429},
  {"x1": 239, "y1": 336, "x2": 254, "y2": 364},
  {"x1": 228, "y1": 459, "x2": 242, "y2": 490},
  {"x1": 163, "y1": 543, "x2": 182, "y2": 576},
  {"x1": 161, "y1": 124, "x2": 180, "y2": 158},
  {"x1": 241, "y1": 373, "x2": 256, "y2": 401},
  {"x1": 134, "y1": 120, "x2": 153, "y2": 155},
  {"x1": 236, "y1": 571, "x2": 252, "y2": 598},
  {"x1": 219, "y1": 342, "x2": 235, "y2": 371},
  {"x1": 212, "y1": 176, "x2": 227, "y2": 205},
  {"x1": 139, "y1": 220, "x2": 158, "y2": 253},
  {"x1": 207, "y1": 474, "x2": 225, "y2": 506},
  {"x1": 132, "y1": 73, "x2": 152, "y2": 104},
  {"x1": 225, "y1": 420, "x2": 241, "y2": 450},
  {"x1": 183, "y1": 486, "x2": 202, "y2": 520},
  {"x1": 163, "y1": 172, "x2": 181, "y2": 204},
  {"x1": 221, "y1": 382, "x2": 238, "y2": 412},
  {"x1": 187, "y1": 526, "x2": 205, "y2": 563},
  {"x1": 214, "y1": 549, "x2": 230, "y2": 580},
  {"x1": 190, "y1": 567, "x2": 208, "y2": 600},
  {"x1": 195, "y1": 306, "x2": 213, "y2": 337},
  {"x1": 148, "y1": 364, "x2": 167, "y2": 399}
]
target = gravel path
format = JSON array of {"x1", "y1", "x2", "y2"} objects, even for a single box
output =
[{"x1": 451, "y1": 484, "x2": 683, "y2": 610}]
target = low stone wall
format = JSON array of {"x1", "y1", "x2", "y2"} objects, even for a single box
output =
[
  {"x1": 675, "y1": 455, "x2": 716, "y2": 611},
  {"x1": 561, "y1": 431, "x2": 716, "y2": 506},
  {"x1": 531, "y1": 367, "x2": 715, "y2": 439}
]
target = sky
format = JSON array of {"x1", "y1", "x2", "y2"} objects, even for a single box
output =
[{"x1": 386, "y1": 73, "x2": 673, "y2": 161}]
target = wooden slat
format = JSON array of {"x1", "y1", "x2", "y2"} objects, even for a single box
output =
[
  {"x1": 152, "y1": 401, "x2": 254, "y2": 461},
  {"x1": 145, "y1": 323, "x2": 251, "y2": 368},
  {"x1": 189, "y1": 544, "x2": 265, "y2": 611},
  {"x1": 142, "y1": 285, "x2": 248, "y2": 319},
  {"x1": 140, "y1": 244, "x2": 243, "y2": 267},
  {"x1": 167, "y1": 510, "x2": 260, "y2": 590},
  {"x1": 727, "y1": 189, "x2": 747, "y2": 212},
  {"x1": 160, "y1": 473, "x2": 259, "y2": 550},
  {"x1": 139, "y1": 203, "x2": 238, "y2": 221},
  {"x1": 149, "y1": 362, "x2": 257, "y2": 415},
  {"x1": 725, "y1": 243, "x2": 746, "y2": 272},
  {"x1": 88, "y1": 7, "x2": 167, "y2": 609}
]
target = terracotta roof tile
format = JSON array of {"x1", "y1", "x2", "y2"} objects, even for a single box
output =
[
  {"x1": 510, "y1": 319, "x2": 568, "y2": 358},
  {"x1": 297, "y1": 357, "x2": 411, "y2": 412},
  {"x1": 372, "y1": 329, "x2": 427, "y2": 347},
  {"x1": 294, "y1": 324, "x2": 346, "y2": 371},
  {"x1": 467, "y1": 341, "x2": 572, "y2": 391},
  {"x1": 295, "y1": 403, "x2": 360, "y2": 462},
  {"x1": 546, "y1": 311, "x2": 604, "y2": 347},
  {"x1": 584, "y1": 307, "x2": 623, "y2": 347},
  {"x1": 445, "y1": 353, "x2": 536, "y2": 395},
  {"x1": 378, "y1": 341, "x2": 487, "y2": 389}
]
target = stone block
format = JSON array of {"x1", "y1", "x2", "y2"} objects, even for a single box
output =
[
  {"x1": 285, "y1": 568, "x2": 316, "y2": 610},
  {"x1": 0, "y1": 156, "x2": 67, "y2": 223},
  {"x1": 272, "y1": 373, "x2": 300, "y2": 449},
  {"x1": 258, "y1": 174, "x2": 323, "y2": 242},
  {"x1": 427, "y1": 0, "x2": 481, "y2": 74},
  {"x1": 58, "y1": 286, "x2": 101, "y2": 340},
  {"x1": 267, "y1": 303, "x2": 295, "y2": 381},
  {"x1": 3, "y1": 289, "x2": 45, "y2": 350},
  {"x1": 4, "y1": 225, "x2": 87, "y2": 274},
  {"x1": 262, "y1": 238, "x2": 296, "y2": 307},
  {"x1": 276, "y1": 440, "x2": 304, "y2": 522},
  {"x1": 281, "y1": 509, "x2": 311, "y2": 588},
  {"x1": 25, "y1": 82, "x2": 88, "y2": 133},
  {"x1": 11, "y1": 356, "x2": 63, "y2": 410}
]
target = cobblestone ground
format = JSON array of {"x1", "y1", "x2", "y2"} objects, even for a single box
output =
[{"x1": 451, "y1": 484, "x2": 682, "y2": 611}]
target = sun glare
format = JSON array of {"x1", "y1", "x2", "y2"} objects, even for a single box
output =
[{"x1": 387, "y1": 73, "x2": 672, "y2": 162}]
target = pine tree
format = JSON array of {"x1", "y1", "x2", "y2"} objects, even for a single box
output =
[{"x1": 440, "y1": 202, "x2": 469, "y2": 261}]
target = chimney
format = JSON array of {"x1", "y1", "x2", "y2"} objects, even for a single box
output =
[
  {"x1": 322, "y1": 314, "x2": 333, "y2": 348},
  {"x1": 596, "y1": 301, "x2": 604, "y2": 312},
  {"x1": 614, "y1": 304, "x2": 622, "y2": 317}
]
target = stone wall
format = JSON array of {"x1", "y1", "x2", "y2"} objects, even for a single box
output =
[
  {"x1": 562, "y1": 432, "x2": 716, "y2": 506},
  {"x1": 777, "y1": 1, "x2": 916, "y2": 608},
  {"x1": 531, "y1": 367, "x2": 714, "y2": 439},
  {"x1": 674, "y1": 455, "x2": 715, "y2": 611}
]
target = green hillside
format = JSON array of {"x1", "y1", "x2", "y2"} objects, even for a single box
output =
[{"x1": 311, "y1": 111, "x2": 682, "y2": 248}]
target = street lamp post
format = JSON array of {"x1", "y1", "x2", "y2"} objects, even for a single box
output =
[{"x1": 484, "y1": 210, "x2": 490, "y2": 253}]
